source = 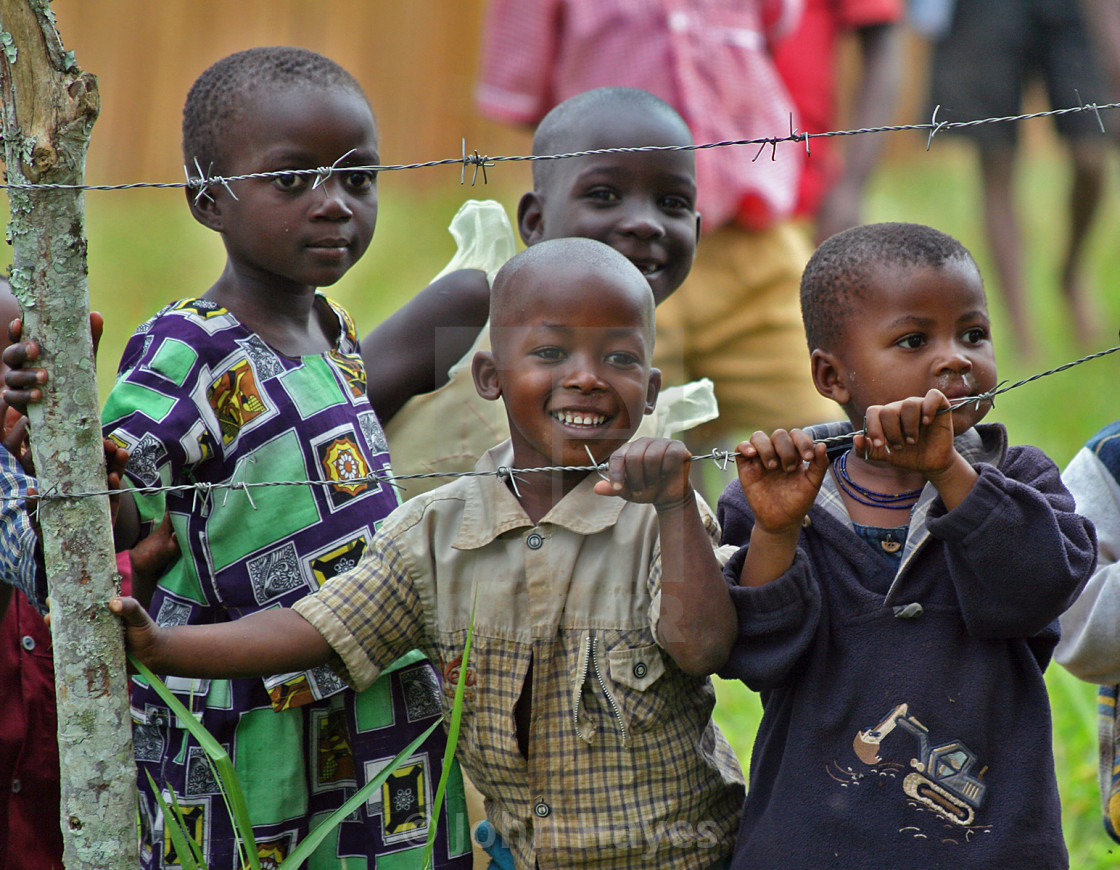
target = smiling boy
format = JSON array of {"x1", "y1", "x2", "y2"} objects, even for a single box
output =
[{"x1": 114, "y1": 238, "x2": 746, "y2": 870}]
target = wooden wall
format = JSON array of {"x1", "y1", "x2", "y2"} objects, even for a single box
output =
[{"x1": 52, "y1": 0, "x2": 532, "y2": 191}]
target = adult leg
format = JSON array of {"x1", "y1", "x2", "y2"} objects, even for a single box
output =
[
  {"x1": 1063, "y1": 138, "x2": 1108, "y2": 347},
  {"x1": 977, "y1": 144, "x2": 1032, "y2": 357}
]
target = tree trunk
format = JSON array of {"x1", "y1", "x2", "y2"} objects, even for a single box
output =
[{"x1": 0, "y1": 3, "x2": 139, "y2": 869}]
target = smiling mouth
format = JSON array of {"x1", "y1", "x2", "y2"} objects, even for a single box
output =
[
  {"x1": 631, "y1": 260, "x2": 663, "y2": 277},
  {"x1": 551, "y1": 410, "x2": 608, "y2": 427}
]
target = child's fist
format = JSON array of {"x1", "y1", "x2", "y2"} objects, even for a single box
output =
[
  {"x1": 735, "y1": 429, "x2": 828, "y2": 535},
  {"x1": 856, "y1": 389, "x2": 956, "y2": 475},
  {"x1": 109, "y1": 595, "x2": 163, "y2": 668},
  {"x1": 594, "y1": 436, "x2": 694, "y2": 511}
]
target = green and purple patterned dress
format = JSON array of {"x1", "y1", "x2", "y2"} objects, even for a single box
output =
[{"x1": 103, "y1": 295, "x2": 471, "y2": 870}]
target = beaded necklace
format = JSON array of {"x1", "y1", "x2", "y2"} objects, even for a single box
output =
[{"x1": 833, "y1": 450, "x2": 923, "y2": 510}]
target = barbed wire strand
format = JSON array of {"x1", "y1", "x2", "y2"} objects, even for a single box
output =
[
  {"x1": 17, "y1": 340, "x2": 1120, "y2": 505},
  {"x1": 0, "y1": 99, "x2": 1116, "y2": 192}
]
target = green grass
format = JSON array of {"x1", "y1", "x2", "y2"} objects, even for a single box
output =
[{"x1": 45, "y1": 144, "x2": 1120, "y2": 868}]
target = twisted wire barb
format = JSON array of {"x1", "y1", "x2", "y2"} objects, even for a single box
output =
[
  {"x1": 17, "y1": 340, "x2": 1120, "y2": 504},
  {"x1": 1, "y1": 100, "x2": 1116, "y2": 192}
]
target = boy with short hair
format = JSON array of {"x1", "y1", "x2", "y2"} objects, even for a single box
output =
[
  {"x1": 114, "y1": 237, "x2": 747, "y2": 870},
  {"x1": 709, "y1": 223, "x2": 1095, "y2": 868},
  {"x1": 379, "y1": 86, "x2": 719, "y2": 496}
]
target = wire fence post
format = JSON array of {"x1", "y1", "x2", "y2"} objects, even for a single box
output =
[{"x1": 0, "y1": 3, "x2": 138, "y2": 869}]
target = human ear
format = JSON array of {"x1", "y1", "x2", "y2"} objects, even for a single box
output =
[
  {"x1": 811, "y1": 349, "x2": 849, "y2": 405},
  {"x1": 185, "y1": 184, "x2": 223, "y2": 233},
  {"x1": 517, "y1": 191, "x2": 545, "y2": 246},
  {"x1": 644, "y1": 367, "x2": 662, "y2": 415},
  {"x1": 472, "y1": 350, "x2": 503, "y2": 402}
]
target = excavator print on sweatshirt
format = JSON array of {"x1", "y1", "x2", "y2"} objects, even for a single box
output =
[{"x1": 827, "y1": 702, "x2": 992, "y2": 842}]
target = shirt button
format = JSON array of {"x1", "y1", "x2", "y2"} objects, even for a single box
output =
[
  {"x1": 534, "y1": 800, "x2": 550, "y2": 818},
  {"x1": 632, "y1": 662, "x2": 648, "y2": 679},
  {"x1": 526, "y1": 533, "x2": 543, "y2": 550},
  {"x1": 11, "y1": 779, "x2": 21, "y2": 794},
  {"x1": 20, "y1": 635, "x2": 34, "y2": 651}
]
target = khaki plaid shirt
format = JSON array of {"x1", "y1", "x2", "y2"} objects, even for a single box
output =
[{"x1": 294, "y1": 442, "x2": 745, "y2": 869}]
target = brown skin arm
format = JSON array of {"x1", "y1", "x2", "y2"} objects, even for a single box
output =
[
  {"x1": 595, "y1": 437, "x2": 736, "y2": 676},
  {"x1": 362, "y1": 269, "x2": 490, "y2": 424},
  {"x1": 110, "y1": 595, "x2": 333, "y2": 678},
  {"x1": 128, "y1": 511, "x2": 179, "y2": 610},
  {"x1": 735, "y1": 429, "x2": 829, "y2": 588}
]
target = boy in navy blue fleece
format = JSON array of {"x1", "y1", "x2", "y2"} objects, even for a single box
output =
[{"x1": 709, "y1": 222, "x2": 1094, "y2": 869}]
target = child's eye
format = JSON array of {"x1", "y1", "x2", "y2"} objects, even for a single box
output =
[
  {"x1": 659, "y1": 194, "x2": 693, "y2": 211},
  {"x1": 606, "y1": 351, "x2": 640, "y2": 367},
  {"x1": 343, "y1": 170, "x2": 376, "y2": 192},
  {"x1": 586, "y1": 188, "x2": 619, "y2": 202},
  {"x1": 962, "y1": 326, "x2": 989, "y2": 345},
  {"x1": 532, "y1": 347, "x2": 566, "y2": 362},
  {"x1": 896, "y1": 334, "x2": 925, "y2": 350},
  {"x1": 272, "y1": 172, "x2": 308, "y2": 192}
]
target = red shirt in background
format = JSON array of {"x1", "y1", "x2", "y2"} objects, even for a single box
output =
[{"x1": 773, "y1": 0, "x2": 903, "y2": 217}]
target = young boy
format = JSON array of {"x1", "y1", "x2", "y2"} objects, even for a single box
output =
[
  {"x1": 709, "y1": 223, "x2": 1095, "y2": 868},
  {"x1": 378, "y1": 87, "x2": 719, "y2": 496},
  {"x1": 113, "y1": 237, "x2": 747, "y2": 870}
]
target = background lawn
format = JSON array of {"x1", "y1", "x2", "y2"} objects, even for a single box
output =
[{"x1": 47, "y1": 136, "x2": 1120, "y2": 867}]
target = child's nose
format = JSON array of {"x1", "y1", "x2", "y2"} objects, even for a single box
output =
[
  {"x1": 309, "y1": 179, "x2": 354, "y2": 220},
  {"x1": 936, "y1": 347, "x2": 974, "y2": 374},
  {"x1": 561, "y1": 360, "x2": 606, "y2": 392},
  {"x1": 618, "y1": 204, "x2": 665, "y2": 239}
]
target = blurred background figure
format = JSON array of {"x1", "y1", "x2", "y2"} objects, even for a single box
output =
[
  {"x1": 773, "y1": 0, "x2": 905, "y2": 245},
  {"x1": 476, "y1": 0, "x2": 837, "y2": 494},
  {"x1": 925, "y1": 0, "x2": 1110, "y2": 357}
]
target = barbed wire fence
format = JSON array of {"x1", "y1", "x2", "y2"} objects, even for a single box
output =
[{"x1": 7, "y1": 97, "x2": 1120, "y2": 506}]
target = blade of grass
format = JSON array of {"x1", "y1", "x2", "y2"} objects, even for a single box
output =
[
  {"x1": 282, "y1": 718, "x2": 441, "y2": 869},
  {"x1": 147, "y1": 772, "x2": 205, "y2": 870},
  {"x1": 422, "y1": 600, "x2": 476, "y2": 870},
  {"x1": 130, "y1": 656, "x2": 261, "y2": 870}
]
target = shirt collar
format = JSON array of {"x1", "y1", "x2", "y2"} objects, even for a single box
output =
[
  {"x1": 453, "y1": 440, "x2": 629, "y2": 550},
  {"x1": 808, "y1": 421, "x2": 1007, "y2": 528}
]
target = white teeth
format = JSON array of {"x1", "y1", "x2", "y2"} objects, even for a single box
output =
[{"x1": 553, "y1": 410, "x2": 606, "y2": 427}]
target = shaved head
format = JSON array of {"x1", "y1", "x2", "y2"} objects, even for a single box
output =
[{"x1": 490, "y1": 238, "x2": 655, "y2": 346}]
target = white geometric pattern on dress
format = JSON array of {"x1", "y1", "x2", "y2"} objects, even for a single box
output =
[{"x1": 246, "y1": 541, "x2": 306, "y2": 604}]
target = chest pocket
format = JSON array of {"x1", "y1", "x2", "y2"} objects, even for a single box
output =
[{"x1": 607, "y1": 643, "x2": 667, "y2": 733}]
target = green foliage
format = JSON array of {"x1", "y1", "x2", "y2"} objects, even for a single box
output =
[{"x1": 129, "y1": 637, "x2": 471, "y2": 869}]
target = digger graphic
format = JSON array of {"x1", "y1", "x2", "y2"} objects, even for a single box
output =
[{"x1": 853, "y1": 703, "x2": 988, "y2": 825}]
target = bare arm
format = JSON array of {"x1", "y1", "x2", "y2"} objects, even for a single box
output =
[
  {"x1": 595, "y1": 437, "x2": 736, "y2": 676},
  {"x1": 110, "y1": 595, "x2": 333, "y2": 679},
  {"x1": 361, "y1": 269, "x2": 490, "y2": 424}
]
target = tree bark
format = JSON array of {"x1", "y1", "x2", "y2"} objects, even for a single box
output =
[{"x1": 0, "y1": 3, "x2": 139, "y2": 868}]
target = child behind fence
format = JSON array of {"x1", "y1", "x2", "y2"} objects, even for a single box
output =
[
  {"x1": 703, "y1": 223, "x2": 1094, "y2": 868},
  {"x1": 113, "y1": 238, "x2": 748, "y2": 870},
  {"x1": 96, "y1": 48, "x2": 472, "y2": 869},
  {"x1": 375, "y1": 87, "x2": 721, "y2": 499}
]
